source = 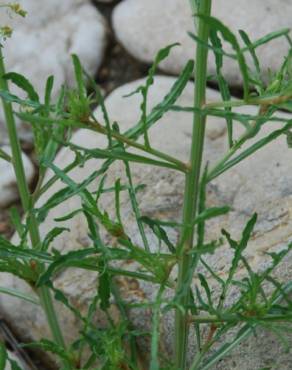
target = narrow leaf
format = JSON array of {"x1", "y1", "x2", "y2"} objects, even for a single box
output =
[
  {"x1": 196, "y1": 14, "x2": 249, "y2": 99},
  {"x1": 98, "y1": 270, "x2": 111, "y2": 311},
  {"x1": 4, "y1": 72, "x2": 39, "y2": 101},
  {"x1": 140, "y1": 216, "x2": 176, "y2": 253},
  {"x1": 0, "y1": 286, "x2": 39, "y2": 305},
  {"x1": 42, "y1": 227, "x2": 70, "y2": 251}
]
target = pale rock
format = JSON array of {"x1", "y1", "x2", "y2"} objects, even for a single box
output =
[
  {"x1": 0, "y1": 0, "x2": 107, "y2": 143},
  {"x1": 0, "y1": 145, "x2": 34, "y2": 208},
  {"x1": 1, "y1": 77, "x2": 292, "y2": 368},
  {"x1": 113, "y1": 0, "x2": 291, "y2": 86}
]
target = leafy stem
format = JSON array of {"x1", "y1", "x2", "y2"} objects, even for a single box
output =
[
  {"x1": 0, "y1": 46, "x2": 69, "y2": 369},
  {"x1": 89, "y1": 118, "x2": 190, "y2": 170},
  {"x1": 174, "y1": 1, "x2": 212, "y2": 369}
]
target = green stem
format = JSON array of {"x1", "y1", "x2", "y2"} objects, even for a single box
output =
[
  {"x1": 0, "y1": 47, "x2": 69, "y2": 368},
  {"x1": 34, "y1": 157, "x2": 79, "y2": 201},
  {"x1": 174, "y1": 1, "x2": 212, "y2": 369},
  {"x1": 189, "y1": 313, "x2": 292, "y2": 324},
  {"x1": 124, "y1": 161, "x2": 150, "y2": 252},
  {"x1": 37, "y1": 287, "x2": 67, "y2": 344},
  {"x1": 88, "y1": 119, "x2": 189, "y2": 171},
  {"x1": 207, "y1": 105, "x2": 266, "y2": 182},
  {"x1": 204, "y1": 93, "x2": 292, "y2": 109}
]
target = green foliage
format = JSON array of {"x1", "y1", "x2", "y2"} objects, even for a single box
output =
[
  {"x1": 0, "y1": 342, "x2": 7, "y2": 370},
  {"x1": 0, "y1": 1, "x2": 292, "y2": 370},
  {"x1": 195, "y1": 14, "x2": 250, "y2": 99},
  {"x1": 126, "y1": 43, "x2": 179, "y2": 147},
  {"x1": 209, "y1": 30, "x2": 233, "y2": 146},
  {"x1": 24, "y1": 339, "x2": 74, "y2": 364},
  {"x1": 4, "y1": 72, "x2": 39, "y2": 102}
]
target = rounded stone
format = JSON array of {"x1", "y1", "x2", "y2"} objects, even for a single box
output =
[{"x1": 113, "y1": 0, "x2": 291, "y2": 86}]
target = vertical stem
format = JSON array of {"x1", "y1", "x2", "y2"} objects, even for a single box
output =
[
  {"x1": 0, "y1": 47, "x2": 69, "y2": 367},
  {"x1": 37, "y1": 287, "x2": 67, "y2": 348},
  {"x1": 174, "y1": 1, "x2": 212, "y2": 369}
]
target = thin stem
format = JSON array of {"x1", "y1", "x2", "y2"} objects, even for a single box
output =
[
  {"x1": 196, "y1": 282, "x2": 292, "y2": 370},
  {"x1": 32, "y1": 118, "x2": 189, "y2": 203},
  {"x1": 87, "y1": 119, "x2": 190, "y2": 172},
  {"x1": 206, "y1": 142, "x2": 239, "y2": 182},
  {"x1": 0, "y1": 50, "x2": 40, "y2": 250},
  {"x1": 0, "y1": 147, "x2": 11, "y2": 162},
  {"x1": 33, "y1": 157, "x2": 80, "y2": 201},
  {"x1": 0, "y1": 65, "x2": 30, "y2": 212},
  {"x1": 0, "y1": 47, "x2": 69, "y2": 368},
  {"x1": 174, "y1": 1, "x2": 212, "y2": 369},
  {"x1": 204, "y1": 93, "x2": 292, "y2": 109},
  {"x1": 124, "y1": 161, "x2": 150, "y2": 252},
  {"x1": 150, "y1": 285, "x2": 165, "y2": 370},
  {"x1": 189, "y1": 313, "x2": 292, "y2": 324},
  {"x1": 37, "y1": 287, "x2": 67, "y2": 344},
  {"x1": 207, "y1": 106, "x2": 267, "y2": 182}
]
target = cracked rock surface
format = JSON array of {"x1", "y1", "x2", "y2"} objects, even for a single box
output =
[
  {"x1": 1, "y1": 76, "x2": 292, "y2": 368},
  {"x1": 0, "y1": 0, "x2": 107, "y2": 143}
]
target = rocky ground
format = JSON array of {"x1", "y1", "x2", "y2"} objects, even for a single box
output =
[{"x1": 0, "y1": 0, "x2": 292, "y2": 369}]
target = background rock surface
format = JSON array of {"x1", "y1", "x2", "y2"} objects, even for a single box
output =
[{"x1": 113, "y1": 0, "x2": 291, "y2": 86}]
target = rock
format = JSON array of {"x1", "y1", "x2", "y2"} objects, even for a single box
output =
[
  {"x1": 1, "y1": 76, "x2": 292, "y2": 369},
  {"x1": 112, "y1": 0, "x2": 291, "y2": 86},
  {"x1": 0, "y1": 0, "x2": 107, "y2": 143},
  {"x1": 0, "y1": 146, "x2": 34, "y2": 208}
]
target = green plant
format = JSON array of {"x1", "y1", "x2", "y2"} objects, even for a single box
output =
[{"x1": 0, "y1": 1, "x2": 292, "y2": 369}]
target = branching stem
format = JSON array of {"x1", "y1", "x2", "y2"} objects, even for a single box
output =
[{"x1": 174, "y1": 1, "x2": 212, "y2": 369}]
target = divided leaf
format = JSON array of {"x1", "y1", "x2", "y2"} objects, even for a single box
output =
[{"x1": 195, "y1": 14, "x2": 249, "y2": 99}]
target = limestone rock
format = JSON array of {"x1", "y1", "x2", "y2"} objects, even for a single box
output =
[
  {"x1": 113, "y1": 0, "x2": 291, "y2": 86},
  {"x1": 1, "y1": 77, "x2": 292, "y2": 368},
  {"x1": 0, "y1": 0, "x2": 107, "y2": 143},
  {"x1": 0, "y1": 146, "x2": 34, "y2": 208}
]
